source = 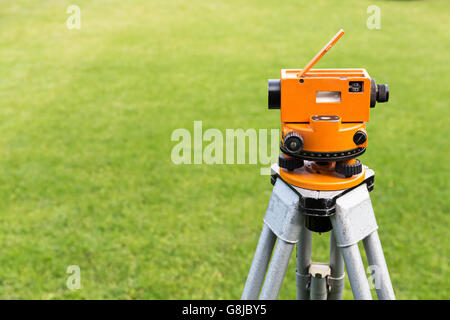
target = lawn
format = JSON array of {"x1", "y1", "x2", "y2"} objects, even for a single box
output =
[{"x1": 0, "y1": 0, "x2": 448, "y2": 299}]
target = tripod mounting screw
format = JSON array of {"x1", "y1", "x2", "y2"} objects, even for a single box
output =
[{"x1": 278, "y1": 154, "x2": 304, "y2": 171}]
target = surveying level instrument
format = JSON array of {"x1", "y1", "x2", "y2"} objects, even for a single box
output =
[{"x1": 242, "y1": 30, "x2": 395, "y2": 300}]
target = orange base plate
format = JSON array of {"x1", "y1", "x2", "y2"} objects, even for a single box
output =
[{"x1": 279, "y1": 161, "x2": 366, "y2": 191}]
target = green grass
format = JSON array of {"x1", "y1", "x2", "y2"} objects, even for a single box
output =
[{"x1": 0, "y1": 0, "x2": 448, "y2": 299}]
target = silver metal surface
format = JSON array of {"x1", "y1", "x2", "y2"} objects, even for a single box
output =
[
  {"x1": 263, "y1": 179, "x2": 302, "y2": 243},
  {"x1": 296, "y1": 273, "x2": 311, "y2": 300},
  {"x1": 328, "y1": 230, "x2": 345, "y2": 300},
  {"x1": 241, "y1": 224, "x2": 276, "y2": 300},
  {"x1": 363, "y1": 231, "x2": 396, "y2": 300},
  {"x1": 311, "y1": 266, "x2": 330, "y2": 300},
  {"x1": 310, "y1": 277, "x2": 328, "y2": 300},
  {"x1": 334, "y1": 185, "x2": 378, "y2": 247},
  {"x1": 296, "y1": 219, "x2": 312, "y2": 300},
  {"x1": 259, "y1": 239, "x2": 295, "y2": 300},
  {"x1": 331, "y1": 186, "x2": 375, "y2": 299},
  {"x1": 309, "y1": 263, "x2": 331, "y2": 300},
  {"x1": 339, "y1": 243, "x2": 373, "y2": 300}
]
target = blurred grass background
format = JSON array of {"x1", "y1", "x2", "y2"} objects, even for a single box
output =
[{"x1": 0, "y1": 0, "x2": 448, "y2": 299}]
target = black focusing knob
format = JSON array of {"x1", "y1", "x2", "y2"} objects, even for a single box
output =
[
  {"x1": 353, "y1": 130, "x2": 367, "y2": 145},
  {"x1": 376, "y1": 84, "x2": 389, "y2": 103},
  {"x1": 268, "y1": 79, "x2": 281, "y2": 109},
  {"x1": 283, "y1": 132, "x2": 304, "y2": 154},
  {"x1": 278, "y1": 154, "x2": 304, "y2": 171}
]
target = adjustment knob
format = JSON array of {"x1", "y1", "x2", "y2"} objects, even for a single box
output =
[
  {"x1": 283, "y1": 132, "x2": 304, "y2": 155},
  {"x1": 335, "y1": 159, "x2": 363, "y2": 178},
  {"x1": 278, "y1": 154, "x2": 304, "y2": 171},
  {"x1": 353, "y1": 130, "x2": 367, "y2": 145}
]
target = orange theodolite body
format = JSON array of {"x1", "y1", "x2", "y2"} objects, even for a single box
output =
[
  {"x1": 269, "y1": 30, "x2": 389, "y2": 190},
  {"x1": 280, "y1": 68, "x2": 370, "y2": 156}
]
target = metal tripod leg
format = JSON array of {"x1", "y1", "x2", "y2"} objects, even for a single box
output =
[
  {"x1": 241, "y1": 225, "x2": 276, "y2": 299},
  {"x1": 332, "y1": 184, "x2": 396, "y2": 300},
  {"x1": 259, "y1": 239, "x2": 295, "y2": 299},
  {"x1": 328, "y1": 230, "x2": 345, "y2": 300},
  {"x1": 242, "y1": 179, "x2": 302, "y2": 300},
  {"x1": 296, "y1": 222, "x2": 311, "y2": 300},
  {"x1": 309, "y1": 262, "x2": 331, "y2": 300},
  {"x1": 363, "y1": 231, "x2": 395, "y2": 299},
  {"x1": 339, "y1": 242, "x2": 372, "y2": 299}
]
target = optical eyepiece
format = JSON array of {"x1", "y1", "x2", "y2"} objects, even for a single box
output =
[
  {"x1": 376, "y1": 84, "x2": 389, "y2": 103},
  {"x1": 370, "y1": 80, "x2": 389, "y2": 107}
]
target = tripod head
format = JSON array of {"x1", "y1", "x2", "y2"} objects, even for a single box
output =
[{"x1": 268, "y1": 30, "x2": 389, "y2": 181}]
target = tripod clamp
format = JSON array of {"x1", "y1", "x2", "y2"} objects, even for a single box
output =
[{"x1": 270, "y1": 164, "x2": 375, "y2": 233}]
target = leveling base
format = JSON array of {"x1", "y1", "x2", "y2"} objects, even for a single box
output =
[
  {"x1": 242, "y1": 163, "x2": 395, "y2": 300},
  {"x1": 279, "y1": 160, "x2": 366, "y2": 191}
]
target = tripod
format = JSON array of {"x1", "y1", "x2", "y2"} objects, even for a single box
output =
[{"x1": 241, "y1": 163, "x2": 395, "y2": 300}]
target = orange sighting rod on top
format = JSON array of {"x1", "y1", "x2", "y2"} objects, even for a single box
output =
[{"x1": 297, "y1": 29, "x2": 345, "y2": 79}]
